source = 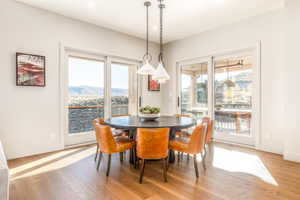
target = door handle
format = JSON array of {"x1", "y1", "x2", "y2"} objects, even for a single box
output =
[{"x1": 139, "y1": 96, "x2": 142, "y2": 107}]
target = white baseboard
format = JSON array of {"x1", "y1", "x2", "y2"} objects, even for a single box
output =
[{"x1": 284, "y1": 151, "x2": 300, "y2": 163}]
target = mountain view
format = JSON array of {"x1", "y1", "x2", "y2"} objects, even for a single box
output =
[{"x1": 69, "y1": 86, "x2": 128, "y2": 96}]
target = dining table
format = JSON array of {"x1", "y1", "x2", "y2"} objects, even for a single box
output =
[{"x1": 105, "y1": 115, "x2": 196, "y2": 163}]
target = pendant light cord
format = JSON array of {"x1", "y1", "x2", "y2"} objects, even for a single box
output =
[
  {"x1": 144, "y1": 1, "x2": 151, "y2": 62},
  {"x1": 146, "y1": 2, "x2": 149, "y2": 56},
  {"x1": 158, "y1": 0, "x2": 164, "y2": 63}
]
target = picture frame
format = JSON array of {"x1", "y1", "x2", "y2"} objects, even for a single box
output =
[
  {"x1": 16, "y1": 52, "x2": 46, "y2": 87},
  {"x1": 148, "y1": 75, "x2": 160, "y2": 91}
]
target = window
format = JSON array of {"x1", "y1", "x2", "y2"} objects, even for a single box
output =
[
  {"x1": 180, "y1": 62, "x2": 209, "y2": 120},
  {"x1": 64, "y1": 50, "x2": 139, "y2": 146},
  {"x1": 111, "y1": 62, "x2": 129, "y2": 116},
  {"x1": 68, "y1": 56, "x2": 105, "y2": 134}
]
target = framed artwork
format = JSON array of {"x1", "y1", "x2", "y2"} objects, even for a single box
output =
[
  {"x1": 16, "y1": 53, "x2": 45, "y2": 87},
  {"x1": 148, "y1": 75, "x2": 160, "y2": 91}
]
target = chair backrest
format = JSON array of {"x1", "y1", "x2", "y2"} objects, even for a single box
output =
[
  {"x1": 136, "y1": 128, "x2": 170, "y2": 159},
  {"x1": 202, "y1": 117, "x2": 214, "y2": 143},
  {"x1": 174, "y1": 114, "x2": 192, "y2": 118},
  {"x1": 94, "y1": 123, "x2": 118, "y2": 154},
  {"x1": 93, "y1": 118, "x2": 105, "y2": 127},
  {"x1": 188, "y1": 124, "x2": 207, "y2": 154},
  {"x1": 93, "y1": 118, "x2": 105, "y2": 143}
]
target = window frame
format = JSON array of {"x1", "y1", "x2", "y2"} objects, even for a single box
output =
[{"x1": 60, "y1": 45, "x2": 141, "y2": 146}]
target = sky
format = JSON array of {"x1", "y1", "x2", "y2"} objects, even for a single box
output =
[{"x1": 68, "y1": 57, "x2": 129, "y2": 89}]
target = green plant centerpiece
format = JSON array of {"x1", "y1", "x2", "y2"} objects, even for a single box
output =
[{"x1": 139, "y1": 106, "x2": 160, "y2": 121}]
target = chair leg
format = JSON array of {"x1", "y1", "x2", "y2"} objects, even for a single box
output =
[
  {"x1": 193, "y1": 154, "x2": 199, "y2": 178},
  {"x1": 119, "y1": 152, "x2": 123, "y2": 163},
  {"x1": 201, "y1": 152, "x2": 206, "y2": 170},
  {"x1": 166, "y1": 155, "x2": 170, "y2": 171},
  {"x1": 94, "y1": 143, "x2": 99, "y2": 162},
  {"x1": 139, "y1": 159, "x2": 146, "y2": 184},
  {"x1": 204, "y1": 145, "x2": 207, "y2": 157},
  {"x1": 177, "y1": 151, "x2": 180, "y2": 163},
  {"x1": 106, "y1": 154, "x2": 111, "y2": 176},
  {"x1": 163, "y1": 158, "x2": 168, "y2": 182},
  {"x1": 187, "y1": 153, "x2": 190, "y2": 161},
  {"x1": 97, "y1": 151, "x2": 103, "y2": 171},
  {"x1": 133, "y1": 148, "x2": 138, "y2": 169}
]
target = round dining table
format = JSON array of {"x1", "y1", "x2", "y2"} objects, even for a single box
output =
[{"x1": 105, "y1": 115, "x2": 196, "y2": 163}]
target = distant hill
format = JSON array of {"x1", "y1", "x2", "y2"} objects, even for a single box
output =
[{"x1": 69, "y1": 86, "x2": 128, "y2": 96}]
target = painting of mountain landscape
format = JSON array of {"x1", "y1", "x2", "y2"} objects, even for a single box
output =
[{"x1": 16, "y1": 53, "x2": 45, "y2": 86}]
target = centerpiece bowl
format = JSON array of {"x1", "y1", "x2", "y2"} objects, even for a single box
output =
[{"x1": 139, "y1": 106, "x2": 160, "y2": 121}]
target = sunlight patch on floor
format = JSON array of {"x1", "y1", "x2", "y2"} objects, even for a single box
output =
[
  {"x1": 10, "y1": 146, "x2": 95, "y2": 181},
  {"x1": 10, "y1": 148, "x2": 80, "y2": 175},
  {"x1": 212, "y1": 147, "x2": 278, "y2": 186}
]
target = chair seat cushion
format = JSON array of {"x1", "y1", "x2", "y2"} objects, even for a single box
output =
[
  {"x1": 112, "y1": 129, "x2": 129, "y2": 137},
  {"x1": 115, "y1": 136, "x2": 135, "y2": 152},
  {"x1": 169, "y1": 137, "x2": 190, "y2": 153},
  {"x1": 175, "y1": 130, "x2": 191, "y2": 138}
]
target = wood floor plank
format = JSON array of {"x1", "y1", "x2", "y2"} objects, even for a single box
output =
[{"x1": 8, "y1": 143, "x2": 300, "y2": 200}]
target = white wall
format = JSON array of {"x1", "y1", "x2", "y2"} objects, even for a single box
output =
[
  {"x1": 0, "y1": 0, "x2": 160, "y2": 159},
  {"x1": 162, "y1": 11, "x2": 285, "y2": 155},
  {"x1": 283, "y1": 0, "x2": 300, "y2": 162}
]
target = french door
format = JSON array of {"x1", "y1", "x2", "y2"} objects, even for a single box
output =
[
  {"x1": 177, "y1": 48, "x2": 260, "y2": 146},
  {"x1": 213, "y1": 53, "x2": 255, "y2": 146},
  {"x1": 64, "y1": 51, "x2": 139, "y2": 146}
]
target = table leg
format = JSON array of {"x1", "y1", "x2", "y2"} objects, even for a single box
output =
[
  {"x1": 168, "y1": 128, "x2": 177, "y2": 163},
  {"x1": 129, "y1": 128, "x2": 136, "y2": 164}
]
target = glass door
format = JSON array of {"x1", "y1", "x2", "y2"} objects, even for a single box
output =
[
  {"x1": 178, "y1": 59, "x2": 212, "y2": 122},
  {"x1": 177, "y1": 48, "x2": 259, "y2": 146},
  {"x1": 65, "y1": 53, "x2": 139, "y2": 146},
  {"x1": 67, "y1": 55, "x2": 105, "y2": 145},
  {"x1": 213, "y1": 55, "x2": 254, "y2": 145}
]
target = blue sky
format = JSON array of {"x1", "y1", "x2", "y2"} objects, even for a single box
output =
[{"x1": 68, "y1": 57, "x2": 129, "y2": 89}]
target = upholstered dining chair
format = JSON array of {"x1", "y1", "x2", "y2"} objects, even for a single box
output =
[
  {"x1": 93, "y1": 118, "x2": 128, "y2": 163},
  {"x1": 94, "y1": 123, "x2": 135, "y2": 176},
  {"x1": 169, "y1": 124, "x2": 208, "y2": 178},
  {"x1": 136, "y1": 128, "x2": 170, "y2": 183},
  {"x1": 179, "y1": 117, "x2": 213, "y2": 159}
]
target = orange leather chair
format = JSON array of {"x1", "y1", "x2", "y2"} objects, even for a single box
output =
[
  {"x1": 169, "y1": 124, "x2": 208, "y2": 178},
  {"x1": 136, "y1": 128, "x2": 170, "y2": 183},
  {"x1": 176, "y1": 117, "x2": 213, "y2": 162},
  {"x1": 93, "y1": 118, "x2": 128, "y2": 162},
  {"x1": 94, "y1": 123, "x2": 135, "y2": 176}
]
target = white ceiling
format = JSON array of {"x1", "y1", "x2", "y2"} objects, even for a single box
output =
[{"x1": 16, "y1": 0, "x2": 284, "y2": 43}]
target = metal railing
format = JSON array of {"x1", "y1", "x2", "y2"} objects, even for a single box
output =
[{"x1": 68, "y1": 104, "x2": 128, "y2": 134}]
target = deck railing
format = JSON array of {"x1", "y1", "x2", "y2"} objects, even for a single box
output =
[{"x1": 68, "y1": 104, "x2": 128, "y2": 134}]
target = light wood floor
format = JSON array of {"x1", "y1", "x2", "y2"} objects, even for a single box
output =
[{"x1": 8, "y1": 143, "x2": 300, "y2": 200}]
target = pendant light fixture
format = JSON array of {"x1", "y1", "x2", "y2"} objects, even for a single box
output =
[
  {"x1": 198, "y1": 64, "x2": 206, "y2": 89},
  {"x1": 137, "y1": 1, "x2": 156, "y2": 75},
  {"x1": 152, "y1": 0, "x2": 170, "y2": 83},
  {"x1": 222, "y1": 60, "x2": 243, "y2": 88}
]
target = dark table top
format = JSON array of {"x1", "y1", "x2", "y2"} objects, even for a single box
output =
[{"x1": 105, "y1": 115, "x2": 196, "y2": 129}]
